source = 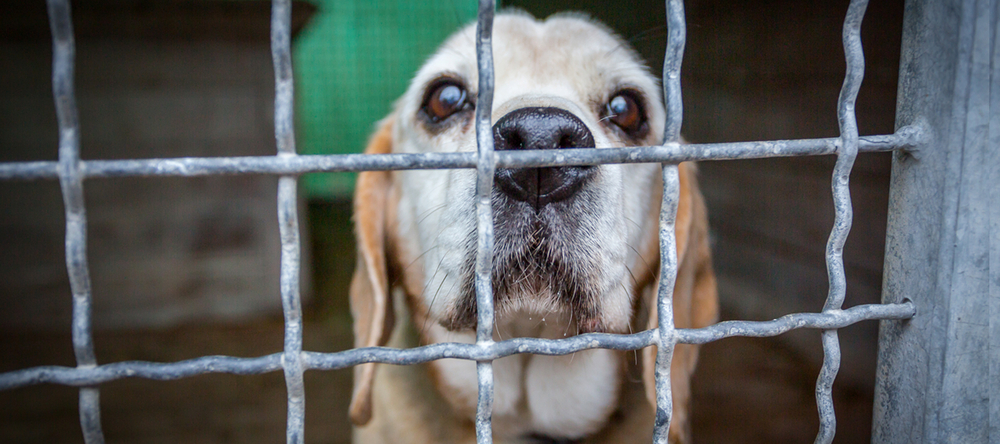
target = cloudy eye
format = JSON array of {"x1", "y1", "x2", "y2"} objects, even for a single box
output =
[
  {"x1": 604, "y1": 91, "x2": 646, "y2": 137},
  {"x1": 423, "y1": 81, "x2": 469, "y2": 123}
]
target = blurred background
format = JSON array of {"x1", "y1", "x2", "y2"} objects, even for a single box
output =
[{"x1": 0, "y1": 0, "x2": 902, "y2": 442}]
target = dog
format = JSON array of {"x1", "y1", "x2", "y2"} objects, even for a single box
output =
[{"x1": 349, "y1": 12, "x2": 717, "y2": 444}]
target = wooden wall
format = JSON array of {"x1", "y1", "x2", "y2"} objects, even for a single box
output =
[{"x1": 0, "y1": 1, "x2": 315, "y2": 330}]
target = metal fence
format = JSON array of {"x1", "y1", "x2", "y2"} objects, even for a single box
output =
[{"x1": 1, "y1": 0, "x2": 992, "y2": 443}]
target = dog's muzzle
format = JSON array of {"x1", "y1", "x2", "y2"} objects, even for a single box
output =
[{"x1": 493, "y1": 107, "x2": 596, "y2": 210}]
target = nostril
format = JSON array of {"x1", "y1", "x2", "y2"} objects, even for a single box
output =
[
  {"x1": 513, "y1": 134, "x2": 524, "y2": 150},
  {"x1": 558, "y1": 135, "x2": 574, "y2": 149}
]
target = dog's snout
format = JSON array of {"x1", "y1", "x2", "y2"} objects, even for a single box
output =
[
  {"x1": 493, "y1": 107, "x2": 596, "y2": 209},
  {"x1": 493, "y1": 107, "x2": 595, "y2": 151}
]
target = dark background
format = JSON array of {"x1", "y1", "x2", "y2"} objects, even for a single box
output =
[{"x1": 0, "y1": 0, "x2": 903, "y2": 442}]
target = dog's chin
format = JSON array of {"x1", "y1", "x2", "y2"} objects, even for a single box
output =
[{"x1": 440, "y1": 189, "x2": 623, "y2": 336}]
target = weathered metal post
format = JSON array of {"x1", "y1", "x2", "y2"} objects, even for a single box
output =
[{"x1": 872, "y1": 0, "x2": 996, "y2": 442}]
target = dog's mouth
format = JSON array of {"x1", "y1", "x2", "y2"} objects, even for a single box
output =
[
  {"x1": 494, "y1": 166, "x2": 596, "y2": 212},
  {"x1": 442, "y1": 191, "x2": 607, "y2": 335}
]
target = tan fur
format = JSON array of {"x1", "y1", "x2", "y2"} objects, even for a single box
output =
[
  {"x1": 640, "y1": 164, "x2": 719, "y2": 444},
  {"x1": 349, "y1": 118, "x2": 396, "y2": 426},
  {"x1": 349, "y1": 13, "x2": 717, "y2": 444}
]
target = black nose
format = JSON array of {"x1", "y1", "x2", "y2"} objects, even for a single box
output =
[{"x1": 493, "y1": 107, "x2": 596, "y2": 209}]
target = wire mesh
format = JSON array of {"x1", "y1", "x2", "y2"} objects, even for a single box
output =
[{"x1": 0, "y1": 0, "x2": 921, "y2": 443}]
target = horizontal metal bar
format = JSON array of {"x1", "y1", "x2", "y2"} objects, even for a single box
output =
[
  {"x1": 677, "y1": 299, "x2": 913, "y2": 344},
  {"x1": 0, "y1": 161, "x2": 61, "y2": 181},
  {"x1": 0, "y1": 301, "x2": 912, "y2": 391},
  {"x1": 0, "y1": 354, "x2": 283, "y2": 389},
  {"x1": 0, "y1": 128, "x2": 924, "y2": 182},
  {"x1": 304, "y1": 328, "x2": 657, "y2": 370}
]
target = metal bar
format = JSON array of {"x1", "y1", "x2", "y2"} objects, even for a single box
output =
[
  {"x1": 989, "y1": 4, "x2": 999, "y2": 443},
  {"x1": 653, "y1": 166, "x2": 680, "y2": 444},
  {"x1": 277, "y1": 176, "x2": 304, "y2": 444},
  {"x1": 0, "y1": 161, "x2": 62, "y2": 181},
  {"x1": 270, "y1": 1, "x2": 306, "y2": 443},
  {"x1": 653, "y1": 0, "x2": 686, "y2": 442},
  {"x1": 814, "y1": 1, "x2": 869, "y2": 442},
  {"x1": 45, "y1": 0, "x2": 106, "y2": 443},
  {"x1": 0, "y1": 355, "x2": 285, "y2": 389},
  {"x1": 677, "y1": 301, "x2": 915, "y2": 344},
  {"x1": 0, "y1": 130, "x2": 924, "y2": 182},
  {"x1": 873, "y1": 0, "x2": 996, "y2": 442},
  {"x1": 473, "y1": 1, "x2": 497, "y2": 443},
  {"x1": 0, "y1": 301, "x2": 913, "y2": 390}
]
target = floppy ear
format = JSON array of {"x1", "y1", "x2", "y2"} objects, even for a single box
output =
[
  {"x1": 349, "y1": 118, "x2": 397, "y2": 426},
  {"x1": 640, "y1": 162, "x2": 718, "y2": 429}
]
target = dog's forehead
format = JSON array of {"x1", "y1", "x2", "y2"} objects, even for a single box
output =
[{"x1": 413, "y1": 13, "x2": 653, "y2": 102}]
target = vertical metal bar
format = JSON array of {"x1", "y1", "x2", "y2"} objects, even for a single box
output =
[
  {"x1": 653, "y1": 1, "x2": 685, "y2": 443},
  {"x1": 473, "y1": 1, "x2": 497, "y2": 443},
  {"x1": 813, "y1": 1, "x2": 868, "y2": 443},
  {"x1": 271, "y1": 1, "x2": 305, "y2": 443},
  {"x1": 661, "y1": 0, "x2": 685, "y2": 145},
  {"x1": 653, "y1": 166, "x2": 680, "y2": 444},
  {"x1": 873, "y1": 0, "x2": 995, "y2": 442},
  {"x1": 46, "y1": 1, "x2": 106, "y2": 443},
  {"x1": 988, "y1": 5, "x2": 999, "y2": 444}
]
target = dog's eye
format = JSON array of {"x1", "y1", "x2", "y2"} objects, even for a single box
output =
[
  {"x1": 605, "y1": 92, "x2": 646, "y2": 136},
  {"x1": 424, "y1": 82, "x2": 468, "y2": 123}
]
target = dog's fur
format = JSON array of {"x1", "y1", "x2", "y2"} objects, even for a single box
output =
[{"x1": 350, "y1": 12, "x2": 717, "y2": 444}]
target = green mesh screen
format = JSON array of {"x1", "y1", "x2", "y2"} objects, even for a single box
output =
[{"x1": 295, "y1": 0, "x2": 478, "y2": 198}]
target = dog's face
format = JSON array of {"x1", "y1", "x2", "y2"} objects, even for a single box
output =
[
  {"x1": 350, "y1": 12, "x2": 710, "y2": 442},
  {"x1": 392, "y1": 13, "x2": 665, "y2": 338}
]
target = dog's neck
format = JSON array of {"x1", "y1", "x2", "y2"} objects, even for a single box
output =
[{"x1": 415, "y1": 306, "x2": 625, "y2": 441}]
